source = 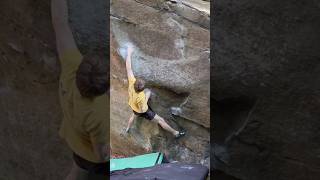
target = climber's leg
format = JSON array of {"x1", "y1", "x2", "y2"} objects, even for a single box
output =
[
  {"x1": 69, "y1": 153, "x2": 108, "y2": 179},
  {"x1": 152, "y1": 114, "x2": 179, "y2": 136},
  {"x1": 65, "y1": 162, "x2": 89, "y2": 180},
  {"x1": 135, "y1": 106, "x2": 185, "y2": 138},
  {"x1": 126, "y1": 113, "x2": 137, "y2": 132}
]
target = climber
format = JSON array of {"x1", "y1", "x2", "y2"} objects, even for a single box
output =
[
  {"x1": 124, "y1": 45, "x2": 185, "y2": 138},
  {"x1": 51, "y1": 0, "x2": 108, "y2": 179}
]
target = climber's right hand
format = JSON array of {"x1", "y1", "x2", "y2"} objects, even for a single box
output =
[{"x1": 127, "y1": 46, "x2": 133, "y2": 55}]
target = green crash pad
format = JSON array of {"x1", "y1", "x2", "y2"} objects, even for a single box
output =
[{"x1": 110, "y1": 152, "x2": 164, "y2": 172}]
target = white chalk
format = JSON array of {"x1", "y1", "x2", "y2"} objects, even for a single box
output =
[
  {"x1": 118, "y1": 42, "x2": 135, "y2": 60},
  {"x1": 118, "y1": 47, "x2": 127, "y2": 60}
]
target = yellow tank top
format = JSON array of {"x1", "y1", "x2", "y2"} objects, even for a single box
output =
[{"x1": 128, "y1": 77, "x2": 148, "y2": 113}]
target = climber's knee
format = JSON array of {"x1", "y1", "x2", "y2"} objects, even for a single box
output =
[
  {"x1": 151, "y1": 114, "x2": 161, "y2": 123},
  {"x1": 159, "y1": 120, "x2": 167, "y2": 127},
  {"x1": 155, "y1": 115, "x2": 167, "y2": 124}
]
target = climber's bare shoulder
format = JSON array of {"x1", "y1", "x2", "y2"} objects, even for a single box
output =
[{"x1": 51, "y1": 0, "x2": 80, "y2": 59}]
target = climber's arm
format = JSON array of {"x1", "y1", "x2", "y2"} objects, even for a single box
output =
[
  {"x1": 51, "y1": 0, "x2": 80, "y2": 59},
  {"x1": 126, "y1": 113, "x2": 136, "y2": 133},
  {"x1": 87, "y1": 120, "x2": 109, "y2": 162},
  {"x1": 126, "y1": 46, "x2": 135, "y2": 79}
]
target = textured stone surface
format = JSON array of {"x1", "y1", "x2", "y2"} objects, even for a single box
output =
[
  {"x1": 212, "y1": 0, "x2": 320, "y2": 179},
  {"x1": 110, "y1": 0, "x2": 210, "y2": 167},
  {"x1": 0, "y1": 0, "x2": 107, "y2": 179},
  {"x1": 68, "y1": 0, "x2": 108, "y2": 55},
  {"x1": 0, "y1": 1, "x2": 67, "y2": 179}
]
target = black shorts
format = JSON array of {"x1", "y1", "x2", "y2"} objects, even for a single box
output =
[
  {"x1": 133, "y1": 106, "x2": 156, "y2": 120},
  {"x1": 73, "y1": 153, "x2": 109, "y2": 175}
]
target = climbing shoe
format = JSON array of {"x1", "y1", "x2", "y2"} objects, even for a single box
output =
[{"x1": 175, "y1": 131, "x2": 186, "y2": 139}]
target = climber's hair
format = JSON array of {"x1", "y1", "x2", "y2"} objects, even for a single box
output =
[
  {"x1": 134, "y1": 78, "x2": 145, "y2": 93},
  {"x1": 76, "y1": 54, "x2": 108, "y2": 98}
]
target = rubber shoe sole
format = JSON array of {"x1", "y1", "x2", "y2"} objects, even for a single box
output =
[{"x1": 175, "y1": 131, "x2": 186, "y2": 139}]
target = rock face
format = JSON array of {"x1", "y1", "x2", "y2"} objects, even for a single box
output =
[
  {"x1": 68, "y1": 0, "x2": 108, "y2": 55},
  {"x1": 110, "y1": 0, "x2": 210, "y2": 166},
  {"x1": 212, "y1": 0, "x2": 320, "y2": 179},
  {"x1": 0, "y1": 0, "x2": 107, "y2": 179}
]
